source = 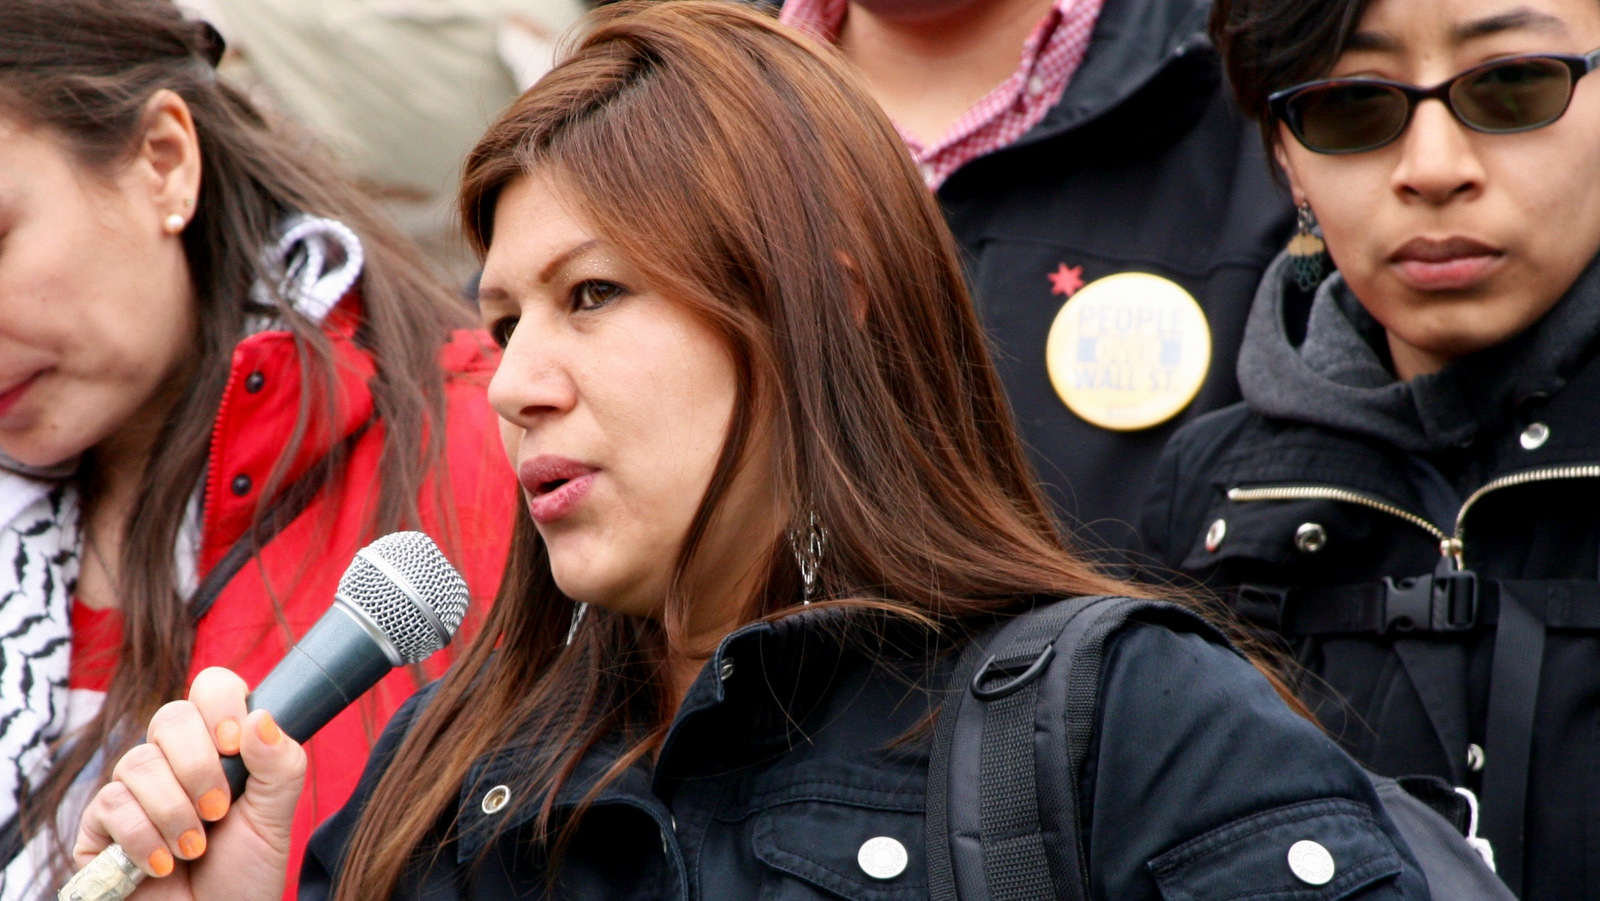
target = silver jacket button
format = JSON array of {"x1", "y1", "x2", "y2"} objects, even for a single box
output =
[
  {"x1": 481, "y1": 785, "x2": 511, "y2": 815},
  {"x1": 1287, "y1": 839, "x2": 1336, "y2": 885},
  {"x1": 719, "y1": 658, "x2": 735, "y2": 681},
  {"x1": 1520, "y1": 421, "x2": 1550, "y2": 450},
  {"x1": 1468, "y1": 742, "x2": 1486, "y2": 772},
  {"x1": 857, "y1": 836, "x2": 908, "y2": 880},
  {"x1": 1205, "y1": 518, "x2": 1227, "y2": 552},
  {"x1": 1294, "y1": 522, "x2": 1327, "y2": 554}
]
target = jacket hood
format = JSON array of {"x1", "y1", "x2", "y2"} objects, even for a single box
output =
[
  {"x1": 1010, "y1": 0, "x2": 1214, "y2": 151},
  {"x1": 1237, "y1": 250, "x2": 1600, "y2": 453}
]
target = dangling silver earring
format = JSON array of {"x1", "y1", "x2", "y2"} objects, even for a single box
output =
[
  {"x1": 565, "y1": 602, "x2": 589, "y2": 646},
  {"x1": 1287, "y1": 201, "x2": 1329, "y2": 291},
  {"x1": 789, "y1": 511, "x2": 827, "y2": 605}
]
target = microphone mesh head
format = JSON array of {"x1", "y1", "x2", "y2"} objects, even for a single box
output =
[{"x1": 336, "y1": 531, "x2": 470, "y2": 664}]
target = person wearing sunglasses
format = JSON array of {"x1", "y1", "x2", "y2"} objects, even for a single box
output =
[{"x1": 1139, "y1": 1, "x2": 1600, "y2": 899}]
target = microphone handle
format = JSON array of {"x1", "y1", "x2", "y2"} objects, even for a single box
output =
[
  {"x1": 60, "y1": 603, "x2": 398, "y2": 901},
  {"x1": 220, "y1": 604, "x2": 397, "y2": 796}
]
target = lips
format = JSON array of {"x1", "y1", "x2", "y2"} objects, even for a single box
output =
[
  {"x1": 1388, "y1": 236, "x2": 1505, "y2": 292},
  {"x1": 0, "y1": 372, "x2": 43, "y2": 420},
  {"x1": 517, "y1": 455, "x2": 599, "y2": 524}
]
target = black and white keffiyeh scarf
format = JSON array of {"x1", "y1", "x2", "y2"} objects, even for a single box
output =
[
  {"x1": 0, "y1": 474, "x2": 78, "y2": 827},
  {"x1": 0, "y1": 215, "x2": 361, "y2": 898}
]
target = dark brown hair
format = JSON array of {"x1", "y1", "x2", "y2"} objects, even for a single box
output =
[
  {"x1": 0, "y1": 0, "x2": 472, "y2": 879},
  {"x1": 1210, "y1": 0, "x2": 1373, "y2": 154},
  {"x1": 335, "y1": 3, "x2": 1305, "y2": 895}
]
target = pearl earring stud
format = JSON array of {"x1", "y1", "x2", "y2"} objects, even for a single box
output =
[{"x1": 164, "y1": 213, "x2": 186, "y2": 233}]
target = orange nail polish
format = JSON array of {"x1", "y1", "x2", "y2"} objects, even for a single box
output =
[
  {"x1": 197, "y1": 788, "x2": 229, "y2": 821},
  {"x1": 148, "y1": 847, "x2": 174, "y2": 877},
  {"x1": 215, "y1": 718, "x2": 241, "y2": 755},
  {"x1": 177, "y1": 829, "x2": 206, "y2": 859},
  {"x1": 256, "y1": 711, "x2": 282, "y2": 746}
]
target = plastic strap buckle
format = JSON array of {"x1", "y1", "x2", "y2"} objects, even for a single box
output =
[{"x1": 1383, "y1": 568, "x2": 1478, "y2": 633}]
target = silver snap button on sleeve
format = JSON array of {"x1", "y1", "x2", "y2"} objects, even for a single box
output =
[
  {"x1": 1287, "y1": 839, "x2": 1336, "y2": 885},
  {"x1": 857, "y1": 836, "x2": 908, "y2": 880}
]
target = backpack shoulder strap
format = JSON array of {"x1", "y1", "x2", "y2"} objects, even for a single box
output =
[{"x1": 925, "y1": 595, "x2": 1227, "y2": 901}]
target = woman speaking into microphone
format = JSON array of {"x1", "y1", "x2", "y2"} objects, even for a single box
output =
[
  {"x1": 0, "y1": 0, "x2": 514, "y2": 897},
  {"x1": 74, "y1": 3, "x2": 1429, "y2": 900}
]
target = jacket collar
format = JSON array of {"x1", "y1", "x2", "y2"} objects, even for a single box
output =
[
  {"x1": 997, "y1": 0, "x2": 1215, "y2": 153},
  {"x1": 1238, "y1": 251, "x2": 1600, "y2": 456},
  {"x1": 451, "y1": 606, "x2": 934, "y2": 862}
]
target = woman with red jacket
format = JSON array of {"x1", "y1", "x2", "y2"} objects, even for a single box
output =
[{"x1": 0, "y1": 1, "x2": 515, "y2": 897}]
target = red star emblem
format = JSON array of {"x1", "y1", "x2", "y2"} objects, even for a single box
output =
[{"x1": 1048, "y1": 263, "x2": 1085, "y2": 297}]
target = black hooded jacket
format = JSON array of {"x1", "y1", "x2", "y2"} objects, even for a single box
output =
[
  {"x1": 300, "y1": 606, "x2": 1427, "y2": 900},
  {"x1": 1141, "y1": 252, "x2": 1600, "y2": 900},
  {"x1": 936, "y1": 0, "x2": 1293, "y2": 556}
]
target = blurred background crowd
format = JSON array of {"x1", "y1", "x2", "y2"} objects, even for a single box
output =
[{"x1": 176, "y1": 0, "x2": 587, "y2": 285}]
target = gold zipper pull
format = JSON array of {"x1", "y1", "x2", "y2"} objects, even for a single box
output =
[{"x1": 1440, "y1": 537, "x2": 1465, "y2": 570}]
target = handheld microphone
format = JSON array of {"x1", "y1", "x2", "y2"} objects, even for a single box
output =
[{"x1": 59, "y1": 531, "x2": 470, "y2": 901}]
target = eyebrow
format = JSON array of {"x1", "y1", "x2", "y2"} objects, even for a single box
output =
[
  {"x1": 1344, "y1": 30, "x2": 1400, "y2": 53},
  {"x1": 476, "y1": 239, "x2": 606, "y2": 306},
  {"x1": 1346, "y1": 6, "x2": 1567, "y2": 53},
  {"x1": 537, "y1": 239, "x2": 601, "y2": 285},
  {"x1": 475, "y1": 284, "x2": 511, "y2": 309},
  {"x1": 1453, "y1": 7, "x2": 1567, "y2": 42}
]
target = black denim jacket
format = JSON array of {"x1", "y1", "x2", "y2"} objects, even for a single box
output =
[{"x1": 301, "y1": 606, "x2": 1427, "y2": 900}]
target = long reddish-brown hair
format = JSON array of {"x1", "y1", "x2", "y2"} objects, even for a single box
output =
[{"x1": 335, "y1": 3, "x2": 1298, "y2": 895}]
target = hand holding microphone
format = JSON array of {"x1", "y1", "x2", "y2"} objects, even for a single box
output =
[{"x1": 63, "y1": 532, "x2": 470, "y2": 901}]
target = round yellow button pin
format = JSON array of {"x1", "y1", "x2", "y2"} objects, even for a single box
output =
[{"x1": 1044, "y1": 272, "x2": 1211, "y2": 431}]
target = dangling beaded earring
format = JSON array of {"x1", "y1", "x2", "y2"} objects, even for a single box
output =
[
  {"x1": 1286, "y1": 201, "x2": 1330, "y2": 291},
  {"x1": 789, "y1": 511, "x2": 827, "y2": 605},
  {"x1": 565, "y1": 602, "x2": 588, "y2": 646}
]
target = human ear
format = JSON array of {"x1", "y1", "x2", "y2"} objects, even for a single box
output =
[
  {"x1": 133, "y1": 90, "x2": 203, "y2": 232},
  {"x1": 1272, "y1": 132, "x2": 1308, "y2": 206}
]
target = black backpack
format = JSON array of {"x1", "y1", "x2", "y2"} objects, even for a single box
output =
[{"x1": 923, "y1": 596, "x2": 1514, "y2": 901}]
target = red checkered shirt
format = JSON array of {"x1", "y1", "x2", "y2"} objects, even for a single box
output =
[{"x1": 781, "y1": 0, "x2": 1102, "y2": 190}]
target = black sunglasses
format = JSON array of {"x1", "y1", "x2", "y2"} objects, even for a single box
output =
[{"x1": 1269, "y1": 48, "x2": 1600, "y2": 154}]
